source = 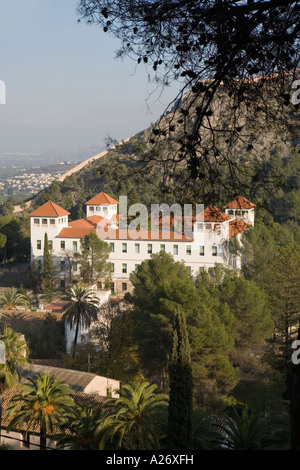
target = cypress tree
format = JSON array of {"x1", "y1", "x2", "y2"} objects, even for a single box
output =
[
  {"x1": 42, "y1": 233, "x2": 55, "y2": 302},
  {"x1": 167, "y1": 309, "x2": 193, "y2": 450}
]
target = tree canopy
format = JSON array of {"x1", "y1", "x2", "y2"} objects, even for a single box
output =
[{"x1": 77, "y1": 0, "x2": 300, "y2": 191}]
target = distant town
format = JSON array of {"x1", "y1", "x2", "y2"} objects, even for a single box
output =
[
  {"x1": 0, "y1": 147, "x2": 105, "y2": 201},
  {"x1": 0, "y1": 162, "x2": 77, "y2": 198}
]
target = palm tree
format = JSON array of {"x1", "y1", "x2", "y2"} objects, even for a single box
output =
[
  {"x1": 214, "y1": 406, "x2": 284, "y2": 450},
  {"x1": 5, "y1": 373, "x2": 75, "y2": 450},
  {"x1": 0, "y1": 287, "x2": 30, "y2": 310},
  {"x1": 95, "y1": 381, "x2": 169, "y2": 450},
  {"x1": 61, "y1": 284, "x2": 100, "y2": 357},
  {"x1": 53, "y1": 403, "x2": 103, "y2": 450},
  {"x1": 0, "y1": 327, "x2": 29, "y2": 445}
]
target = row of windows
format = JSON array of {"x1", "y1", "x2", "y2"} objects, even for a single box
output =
[
  {"x1": 37, "y1": 259, "x2": 78, "y2": 272},
  {"x1": 33, "y1": 217, "x2": 67, "y2": 226},
  {"x1": 110, "y1": 263, "x2": 194, "y2": 275},
  {"x1": 37, "y1": 240, "x2": 78, "y2": 251},
  {"x1": 110, "y1": 242, "x2": 218, "y2": 257},
  {"x1": 59, "y1": 279, "x2": 128, "y2": 293},
  {"x1": 88, "y1": 206, "x2": 112, "y2": 213},
  {"x1": 37, "y1": 240, "x2": 219, "y2": 256},
  {"x1": 95, "y1": 281, "x2": 128, "y2": 293}
]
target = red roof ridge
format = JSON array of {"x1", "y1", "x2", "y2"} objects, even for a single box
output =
[
  {"x1": 29, "y1": 201, "x2": 70, "y2": 218},
  {"x1": 68, "y1": 215, "x2": 106, "y2": 229},
  {"x1": 85, "y1": 191, "x2": 119, "y2": 206},
  {"x1": 200, "y1": 205, "x2": 231, "y2": 222},
  {"x1": 224, "y1": 195, "x2": 256, "y2": 210},
  {"x1": 229, "y1": 218, "x2": 250, "y2": 238}
]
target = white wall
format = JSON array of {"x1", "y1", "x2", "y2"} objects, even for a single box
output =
[
  {"x1": 30, "y1": 216, "x2": 68, "y2": 261},
  {"x1": 84, "y1": 375, "x2": 120, "y2": 398}
]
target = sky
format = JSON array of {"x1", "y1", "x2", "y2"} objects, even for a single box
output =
[{"x1": 0, "y1": 0, "x2": 179, "y2": 155}]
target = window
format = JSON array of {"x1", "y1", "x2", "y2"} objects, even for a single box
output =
[
  {"x1": 89, "y1": 206, "x2": 95, "y2": 212},
  {"x1": 48, "y1": 240, "x2": 53, "y2": 250},
  {"x1": 173, "y1": 245, "x2": 178, "y2": 255},
  {"x1": 122, "y1": 282, "x2": 127, "y2": 291},
  {"x1": 110, "y1": 262, "x2": 115, "y2": 272},
  {"x1": 147, "y1": 244, "x2": 152, "y2": 254},
  {"x1": 73, "y1": 262, "x2": 78, "y2": 272},
  {"x1": 135, "y1": 264, "x2": 139, "y2": 271},
  {"x1": 60, "y1": 279, "x2": 65, "y2": 289},
  {"x1": 73, "y1": 241, "x2": 78, "y2": 252},
  {"x1": 122, "y1": 263, "x2": 127, "y2": 273},
  {"x1": 197, "y1": 223, "x2": 203, "y2": 230},
  {"x1": 110, "y1": 282, "x2": 115, "y2": 292},
  {"x1": 110, "y1": 242, "x2": 115, "y2": 253},
  {"x1": 160, "y1": 244, "x2": 165, "y2": 252},
  {"x1": 122, "y1": 243, "x2": 127, "y2": 253},
  {"x1": 34, "y1": 218, "x2": 40, "y2": 226},
  {"x1": 50, "y1": 219, "x2": 55, "y2": 225},
  {"x1": 60, "y1": 241, "x2": 65, "y2": 250},
  {"x1": 60, "y1": 260, "x2": 66, "y2": 271},
  {"x1": 186, "y1": 245, "x2": 191, "y2": 255},
  {"x1": 42, "y1": 219, "x2": 47, "y2": 226},
  {"x1": 38, "y1": 259, "x2": 42, "y2": 269},
  {"x1": 199, "y1": 245, "x2": 205, "y2": 256},
  {"x1": 135, "y1": 243, "x2": 140, "y2": 253},
  {"x1": 96, "y1": 206, "x2": 101, "y2": 212},
  {"x1": 37, "y1": 240, "x2": 41, "y2": 250},
  {"x1": 212, "y1": 246, "x2": 218, "y2": 256}
]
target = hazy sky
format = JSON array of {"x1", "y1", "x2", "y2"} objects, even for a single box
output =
[{"x1": 0, "y1": 0, "x2": 179, "y2": 154}]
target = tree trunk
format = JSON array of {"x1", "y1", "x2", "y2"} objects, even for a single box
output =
[
  {"x1": 72, "y1": 308, "x2": 81, "y2": 358},
  {"x1": 40, "y1": 420, "x2": 47, "y2": 450}
]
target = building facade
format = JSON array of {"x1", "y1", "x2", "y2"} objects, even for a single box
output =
[{"x1": 29, "y1": 192, "x2": 255, "y2": 295}]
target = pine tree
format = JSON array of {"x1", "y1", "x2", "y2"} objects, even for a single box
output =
[
  {"x1": 42, "y1": 233, "x2": 55, "y2": 302},
  {"x1": 167, "y1": 309, "x2": 193, "y2": 450}
]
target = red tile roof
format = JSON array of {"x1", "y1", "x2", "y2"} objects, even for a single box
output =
[
  {"x1": 224, "y1": 195, "x2": 256, "y2": 210},
  {"x1": 85, "y1": 192, "x2": 118, "y2": 206},
  {"x1": 57, "y1": 227, "x2": 97, "y2": 238},
  {"x1": 200, "y1": 206, "x2": 231, "y2": 222},
  {"x1": 29, "y1": 201, "x2": 70, "y2": 218},
  {"x1": 68, "y1": 215, "x2": 106, "y2": 229},
  {"x1": 229, "y1": 219, "x2": 250, "y2": 238},
  {"x1": 58, "y1": 226, "x2": 192, "y2": 241}
]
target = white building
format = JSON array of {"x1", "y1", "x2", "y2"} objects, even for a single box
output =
[{"x1": 29, "y1": 192, "x2": 255, "y2": 295}]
